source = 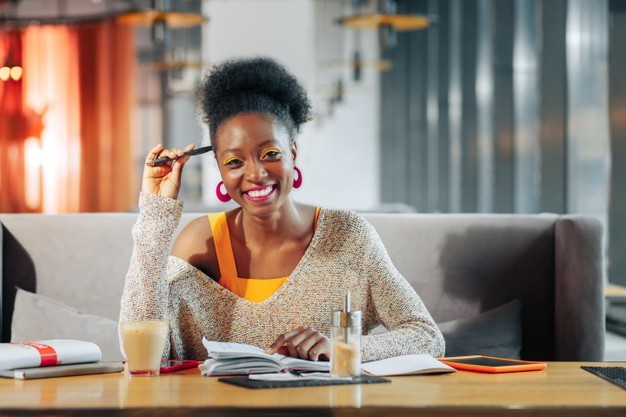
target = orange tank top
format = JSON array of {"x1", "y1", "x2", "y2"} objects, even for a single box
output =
[{"x1": 208, "y1": 208, "x2": 320, "y2": 303}]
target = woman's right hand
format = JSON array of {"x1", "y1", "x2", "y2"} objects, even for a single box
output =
[
  {"x1": 266, "y1": 327, "x2": 330, "y2": 362},
  {"x1": 141, "y1": 144, "x2": 195, "y2": 200}
]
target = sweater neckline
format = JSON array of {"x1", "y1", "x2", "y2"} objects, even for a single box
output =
[{"x1": 169, "y1": 208, "x2": 328, "y2": 305}]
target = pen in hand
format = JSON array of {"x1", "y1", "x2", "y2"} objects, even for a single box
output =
[{"x1": 146, "y1": 145, "x2": 213, "y2": 167}]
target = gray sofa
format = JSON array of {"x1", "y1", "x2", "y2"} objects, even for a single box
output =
[{"x1": 0, "y1": 212, "x2": 605, "y2": 361}]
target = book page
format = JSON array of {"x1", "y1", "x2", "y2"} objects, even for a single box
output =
[
  {"x1": 200, "y1": 358, "x2": 284, "y2": 375},
  {"x1": 281, "y1": 356, "x2": 330, "y2": 372},
  {"x1": 361, "y1": 354, "x2": 455, "y2": 376},
  {"x1": 201, "y1": 338, "x2": 285, "y2": 375},
  {"x1": 202, "y1": 339, "x2": 283, "y2": 364},
  {"x1": 200, "y1": 338, "x2": 330, "y2": 375},
  {"x1": 202, "y1": 339, "x2": 267, "y2": 355}
]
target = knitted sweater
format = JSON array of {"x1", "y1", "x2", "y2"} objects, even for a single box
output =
[{"x1": 120, "y1": 193, "x2": 445, "y2": 362}]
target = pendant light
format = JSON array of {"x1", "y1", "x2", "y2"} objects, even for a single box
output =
[
  {"x1": 116, "y1": 0, "x2": 206, "y2": 47},
  {"x1": 337, "y1": 0, "x2": 432, "y2": 49}
]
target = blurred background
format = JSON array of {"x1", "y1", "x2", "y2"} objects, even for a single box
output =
[{"x1": 0, "y1": 0, "x2": 625, "y2": 289}]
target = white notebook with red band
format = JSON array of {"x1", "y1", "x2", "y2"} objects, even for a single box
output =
[{"x1": 0, "y1": 340, "x2": 102, "y2": 370}]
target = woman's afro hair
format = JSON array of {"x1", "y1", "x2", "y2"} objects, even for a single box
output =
[{"x1": 195, "y1": 57, "x2": 312, "y2": 145}]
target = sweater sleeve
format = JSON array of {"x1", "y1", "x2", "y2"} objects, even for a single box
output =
[
  {"x1": 119, "y1": 192, "x2": 184, "y2": 358},
  {"x1": 359, "y1": 220, "x2": 445, "y2": 362}
]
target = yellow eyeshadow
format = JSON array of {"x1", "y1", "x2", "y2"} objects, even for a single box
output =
[
  {"x1": 263, "y1": 147, "x2": 283, "y2": 157},
  {"x1": 223, "y1": 156, "x2": 239, "y2": 166}
]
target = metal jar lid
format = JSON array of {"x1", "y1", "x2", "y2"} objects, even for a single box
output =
[{"x1": 332, "y1": 310, "x2": 362, "y2": 328}]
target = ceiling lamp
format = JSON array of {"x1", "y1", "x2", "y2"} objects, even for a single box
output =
[
  {"x1": 339, "y1": 13, "x2": 430, "y2": 31},
  {"x1": 116, "y1": 1, "x2": 206, "y2": 47},
  {"x1": 337, "y1": 0, "x2": 432, "y2": 49},
  {"x1": 116, "y1": 10, "x2": 205, "y2": 29}
]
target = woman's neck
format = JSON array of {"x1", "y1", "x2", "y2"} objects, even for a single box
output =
[{"x1": 232, "y1": 200, "x2": 311, "y2": 245}]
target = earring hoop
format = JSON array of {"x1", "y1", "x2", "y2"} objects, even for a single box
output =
[
  {"x1": 216, "y1": 181, "x2": 232, "y2": 202},
  {"x1": 293, "y1": 167, "x2": 303, "y2": 189}
]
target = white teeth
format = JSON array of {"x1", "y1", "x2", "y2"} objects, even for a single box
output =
[{"x1": 248, "y1": 185, "x2": 273, "y2": 198}]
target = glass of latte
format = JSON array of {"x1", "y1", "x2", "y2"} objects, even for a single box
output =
[{"x1": 120, "y1": 321, "x2": 168, "y2": 376}]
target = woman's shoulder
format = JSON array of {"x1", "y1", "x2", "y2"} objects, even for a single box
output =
[
  {"x1": 171, "y1": 213, "x2": 214, "y2": 265},
  {"x1": 318, "y1": 208, "x2": 374, "y2": 239},
  {"x1": 320, "y1": 207, "x2": 368, "y2": 224},
  {"x1": 177, "y1": 213, "x2": 213, "y2": 237}
]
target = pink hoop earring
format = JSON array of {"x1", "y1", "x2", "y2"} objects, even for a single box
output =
[
  {"x1": 293, "y1": 167, "x2": 303, "y2": 189},
  {"x1": 216, "y1": 181, "x2": 232, "y2": 202}
]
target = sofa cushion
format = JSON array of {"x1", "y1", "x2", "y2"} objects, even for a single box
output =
[
  {"x1": 10, "y1": 288, "x2": 123, "y2": 361},
  {"x1": 439, "y1": 299, "x2": 522, "y2": 359}
]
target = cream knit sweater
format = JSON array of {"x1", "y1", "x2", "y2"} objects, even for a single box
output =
[{"x1": 120, "y1": 193, "x2": 445, "y2": 362}]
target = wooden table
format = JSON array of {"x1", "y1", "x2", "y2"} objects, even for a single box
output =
[{"x1": 1, "y1": 362, "x2": 625, "y2": 416}]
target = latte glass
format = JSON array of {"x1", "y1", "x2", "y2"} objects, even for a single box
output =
[{"x1": 120, "y1": 320, "x2": 168, "y2": 376}]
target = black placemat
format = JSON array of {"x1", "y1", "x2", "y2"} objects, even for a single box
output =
[
  {"x1": 218, "y1": 374, "x2": 391, "y2": 389},
  {"x1": 582, "y1": 366, "x2": 626, "y2": 390}
]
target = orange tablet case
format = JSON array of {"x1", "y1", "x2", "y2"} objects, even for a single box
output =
[{"x1": 438, "y1": 355, "x2": 547, "y2": 373}]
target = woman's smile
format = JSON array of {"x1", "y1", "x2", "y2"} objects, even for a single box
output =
[{"x1": 244, "y1": 184, "x2": 276, "y2": 201}]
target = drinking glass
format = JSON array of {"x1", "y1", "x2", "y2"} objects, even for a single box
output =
[{"x1": 120, "y1": 320, "x2": 168, "y2": 376}]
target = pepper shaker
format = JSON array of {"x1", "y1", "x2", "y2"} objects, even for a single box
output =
[{"x1": 330, "y1": 291, "x2": 362, "y2": 378}]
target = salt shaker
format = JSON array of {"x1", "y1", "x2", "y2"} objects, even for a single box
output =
[{"x1": 330, "y1": 291, "x2": 362, "y2": 378}]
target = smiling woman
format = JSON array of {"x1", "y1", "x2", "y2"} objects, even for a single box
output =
[{"x1": 120, "y1": 57, "x2": 445, "y2": 364}]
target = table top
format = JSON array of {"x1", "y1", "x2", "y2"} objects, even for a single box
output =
[{"x1": 1, "y1": 362, "x2": 625, "y2": 417}]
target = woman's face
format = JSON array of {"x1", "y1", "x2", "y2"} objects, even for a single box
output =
[{"x1": 215, "y1": 113, "x2": 297, "y2": 217}]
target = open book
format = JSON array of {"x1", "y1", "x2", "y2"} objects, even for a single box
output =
[
  {"x1": 199, "y1": 339, "x2": 330, "y2": 376},
  {"x1": 0, "y1": 340, "x2": 102, "y2": 371},
  {"x1": 200, "y1": 339, "x2": 455, "y2": 378}
]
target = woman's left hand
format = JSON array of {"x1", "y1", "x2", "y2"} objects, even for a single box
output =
[{"x1": 266, "y1": 327, "x2": 330, "y2": 361}]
